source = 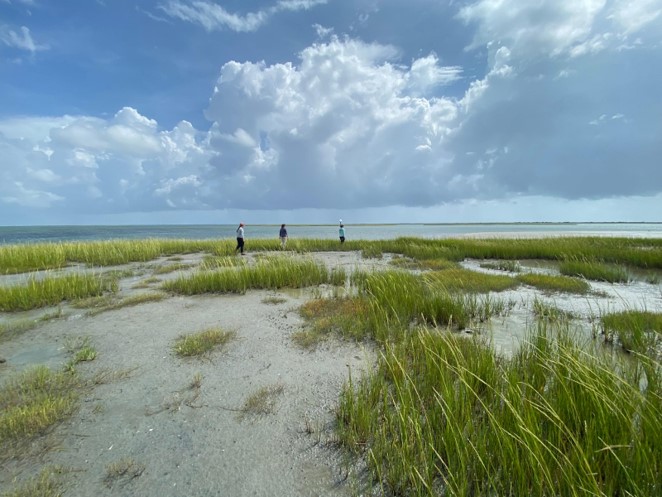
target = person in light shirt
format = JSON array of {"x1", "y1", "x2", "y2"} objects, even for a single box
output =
[{"x1": 235, "y1": 222, "x2": 245, "y2": 255}]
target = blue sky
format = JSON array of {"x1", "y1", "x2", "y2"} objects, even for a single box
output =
[{"x1": 1, "y1": 0, "x2": 661, "y2": 225}]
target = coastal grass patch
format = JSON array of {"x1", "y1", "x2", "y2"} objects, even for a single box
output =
[
  {"x1": 240, "y1": 384, "x2": 284, "y2": 418},
  {"x1": 262, "y1": 296, "x2": 287, "y2": 305},
  {"x1": 75, "y1": 292, "x2": 167, "y2": 316},
  {"x1": 559, "y1": 259, "x2": 630, "y2": 283},
  {"x1": 389, "y1": 256, "x2": 459, "y2": 271},
  {"x1": 172, "y1": 327, "x2": 236, "y2": 357},
  {"x1": 1, "y1": 467, "x2": 64, "y2": 497},
  {"x1": 164, "y1": 256, "x2": 345, "y2": 294},
  {"x1": 336, "y1": 326, "x2": 662, "y2": 497},
  {"x1": 0, "y1": 366, "x2": 80, "y2": 446},
  {"x1": 200, "y1": 255, "x2": 247, "y2": 269},
  {"x1": 601, "y1": 310, "x2": 662, "y2": 355},
  {"x1": 361, "y1": 246, "x2": 383, "y2": 259},
  {"x1": 0, "y1": 319, "x2": 39, "y2": 342},
  {"x1": 517, "y1": 272, "x2": 591, "y2": 294},
  {"x1": 424, "y1": 267, "x2": 519, "y2": 293},
  {"x1": 0, "y1": 273, "x2": 117, "y2": 312},
  {"x1": 295, "y1": 297, "x2": 372, "y2": 348},
  {"x1": 152, "y1": 262, "x2": 195, "y2": 274},
  {"x1": 103, "y1": 458, "x2": 145, "y2": 488},
  {"x1": 532, "y1": 297, "x2": 576, "y2": 323},
  {"x1": 353, "y1": 270, "x2": 513, "y2": 339},
  {"x1": 63, "y1": 337, "x2": 97, "y2": 373}
]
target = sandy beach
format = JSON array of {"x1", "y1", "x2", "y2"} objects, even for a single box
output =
[{"x1": 1, "y1": 248, "x2": 661, "y2": 496}]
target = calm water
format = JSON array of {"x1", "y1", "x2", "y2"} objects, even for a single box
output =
[{"x1": 1, "y1": 223, "x2": 662, "y2": 245}]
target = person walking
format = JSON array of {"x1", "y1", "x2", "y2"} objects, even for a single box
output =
[
  {"x1": 279, "y1": 224, "x2": 288, "y2": 249},
  {"x1": 339, "y1": 224, "x2": 346, "y2": 244},
  {"x1": 235, "y1": 222, "x2": 245, "y2": 255}
]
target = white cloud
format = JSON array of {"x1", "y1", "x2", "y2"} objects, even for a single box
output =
[
  {"x1": 1, "y1": 25, "x2": 48, "y2": 53},
  {"x1": 159, "y1": 0, "x2": 327, "y2": 32}
]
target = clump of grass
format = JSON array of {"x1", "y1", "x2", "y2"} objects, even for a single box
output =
[
  {"x1": 76, "y1": 292, "x2": 167, "y2": 316},
  {"x1": 361, "y1": 246, "x2": 383, "y2": 259},
  {"x1": 240, "y1": 384, "x2": 284, "y2": 417},
  {"x1": 389, "y1": 256, "x2": 459, "y2": 271},
  {"x1": 517, "y1": 272, "x2": 591, "y2": 294},
  {"x1": 152, "y1": 262, "x2": 194, "y2": 274},
  {"x1": 0, "y1": 274, "x2": 117, "y2": 312},
  {"x1": 103, "y1": 458, "x2": 145, "y2": 488},
  {"x1": 200, "y1": 255, "x2": 247, "y2": 269},
  {"x1": 262, "y1": 296, "x2": 287, "y2": 305},
  {"x1": 424, "y1": 267, "x2": 518, "y2": 293},
  {"x1": 560, "y1": 259, "x2": 630, "y2": 283},
  {"x1": 131, "y1": 276, "x2": 161, "y2": 289},
  {"x1": 532, "y1": 297, "x2": 575, "y2": 322},
  {"x1": 645, "y1": 273, "x2": 661, "y2": 284},
  {"x1": 165, "y1": 256, "x2": 343, "y2": 294},
  {"x1": 295, "y1": 297, "x2": 371, "y2": 348},
  {"x1": 601, "y1": 310, "x2": 662, "y2": 355},
  {"x1": 0, "y1": 319, "x2": 38, "y2": 342},
  {"x1": 0, "y1": 366, "x2": 80, "y2": 445},
  {"x1": 336, "y1": 326, "x2": 662, "y2": 496},
  {"x1": 479, "y1": 260, "x2": 522, "y2": 272},
  {"x1": 173, "y1": 327, "x2": 236, "y2": 357},
  {"x1": 1, "y1": 467, "x2": 63, "y2": 497}
]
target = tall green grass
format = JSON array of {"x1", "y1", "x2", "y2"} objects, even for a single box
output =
[
  {"x1": 517, "y1": 272, "x2": 591, "y2": 294},
  {"x1": 337, "y1": 326, "x2": 662, "y2": 496},
  {"x1": 560, "y1": 259, "x2": 630, "y2": 283},
  {"x1": 601, "y1": 310, "x2": 662, "y2": 355},
  {"x1": 0, "y1": 274, "x2": 117, "y2": 311},
  {"x1": 164, "y1": 256, "x2": 346, "y2": 294}
]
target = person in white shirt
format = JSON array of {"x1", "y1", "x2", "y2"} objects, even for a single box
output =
[{"x1": 235, "y1": 222, "x2": 245, "y2": 255}]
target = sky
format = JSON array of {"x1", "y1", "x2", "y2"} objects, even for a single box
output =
[{"x1": 1, "y1": 0, "x2": 661, "y2": 226}]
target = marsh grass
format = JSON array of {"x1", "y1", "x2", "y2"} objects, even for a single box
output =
[
  {"x1": 0, "y1": 273, "x2": 117, "y2": 312},
  {"x1": 0, "y1": 366, "x2": 80, "y2": 445},
  {"x1": 424, "y1": 267, "x2": 518, "y2": 293},
  {"x1": 389, "y1": 256, "x2": 459, "y2": 271},
  {"x1": 560, "y1": 259, "x2": 630, "y2": 283},
  {"x1": 76, "y1": 292, "x2": 167, "y2": 316},
  {"x1": 103, "y1": 458, "x2": 145, "y2": 488},
  {"x1": 262, "y1": 296, "x2": 287, "y2": 305},
  {"x1": 361, "y1": 246, "x2": 383, "y2": 259},
  {"x1": 173, "y1": 327, "x2": 236, "y2": 357},
  {"x1": 532, "y1": 297, "x2": 576, "y2": 323},
  {"x1": 479, "y1": 260, "x2": 522, "y2": 272},
  {"x1": 601, "y1": 310, "x2": 662, "y2": 355},
  {"x1": 152, "y1": 262, "x2": 194, "y2": 274},
  {"x1": 336, "y1": 326, "x2": 662, "y2": 496},
  {"x1": 240, "y1": 384, "x2": 284, "y2": 418},
  {"x1": 1, "y1": 467, "x2": 64, "y2": 497},
  {"x1": 0, "y1": 319, "x2": 38, "y2": 342},
  {"x1": 164, "y1": 256, "x2": 345, "y2": 294},
  {"x1": 200, "y1": 255, "x2": 247, "y2": 269},
  {"x1": 517, "y1": 272, "x2": 591, "y2": 294},
  {"x1": 295, "y1": 297, "x2": 372, "y2": 348}
]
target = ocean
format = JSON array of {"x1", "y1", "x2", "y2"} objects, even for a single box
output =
[{"x1": 1, "y1": 223, "x2": 662, "y2": 245}]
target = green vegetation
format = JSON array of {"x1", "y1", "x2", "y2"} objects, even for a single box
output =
[
  {"x1": 173, "y1": 327, "x2": 236, "y2": 357},
  {"x1": 560, "y1": 259, "x2": 630, "y2": 283},
  {"x1": 0, "y1": 319, "x2": 39, "y2": 342},
  {"x1": 1, "y1": 467, "x2": 63, "y2": 497},
  {"x1": 337, "y1": 326, "x2": 662, "y2": 496},
  {"x1": 240, "y1": 384, "x2": 284, "y2": 417},
  {"x1": 0, "y1": 274, "x2": 117, "y2": 312},
  {"x1": 424, "y1": 267, "x2": 519, "y2": 293},
  {"x1": 295, "y1": 297, "x2": 371, "y2": 348},
  {"x1": 152, "y1": 262, "x2": 194, "y2": 274},
  {"x1": 532, "y1": 297, "x2": 576, "y2": 322},
  {"x1": 261, "y1": 296, "x2": 287, "y2": 305},
  {"x1": 164, "y1": 256, "x2": 346, "y2": 295},
  {"x1": 0, "y1": 366, "x2": 80, "y2": 444},
  {"x1": 601, "y1": 310, "x2": 662, "y2": 355},
  {"x1": 517, "y1": 272, "x2": 591, "y2": 294},
  {"x1": 103, "y1": 458, "x2": 145, "y2": 488}
]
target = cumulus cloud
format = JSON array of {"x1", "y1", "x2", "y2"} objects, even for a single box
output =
[{"x1": 159, "y1": 0, "x2": 327, "y2": 32}]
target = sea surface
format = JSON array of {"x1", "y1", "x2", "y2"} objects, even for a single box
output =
[{"x1": 1, "y1": 223, "x2": 662, "y2": 245}]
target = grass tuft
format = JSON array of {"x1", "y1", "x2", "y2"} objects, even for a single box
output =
[
  {"x1": 517, "y1": 272, "x2": 591, "y2": 294},
  {"x1": 173, "y1": 327, "x2": 236, "y2": 357}
]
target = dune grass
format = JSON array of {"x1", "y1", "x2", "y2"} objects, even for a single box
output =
[
  {"x1": 517, "y1": 272, "x2": 591, "y2": 294},
  {"x1": 164, "y1": 256, "x2": 345, "y2": 294},
  {"x1": 0, "y1": 366, "x2": 80, "y2": 445},
  {"x1": 559, "y1": 259, "x2": 630, "y2": 283},
  {"x1": 336, "y1": 326, "x2": 662, "y2": 496},
  {"x1": 601, "y1": 310, "x2": 662, "y2": 355},
  {"x1": 0, "y1": 273, "x2": 117, "y2": 312},
  {"x1": 173, "y1": 327, "x2": 236, "y2": 357}
]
